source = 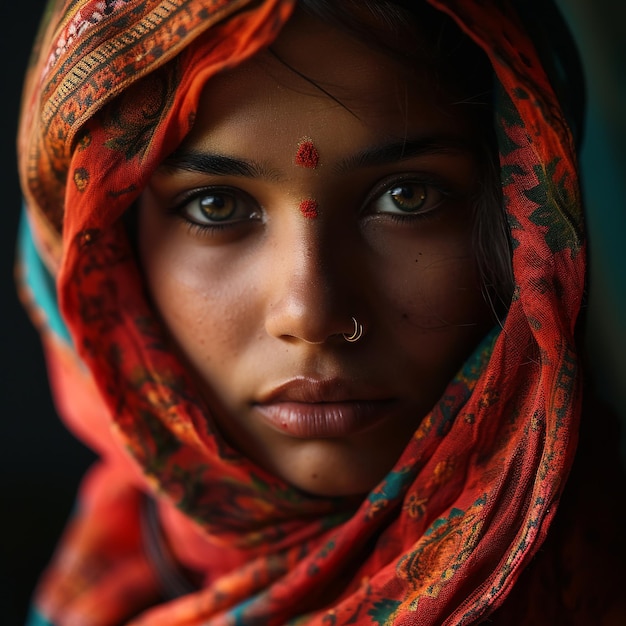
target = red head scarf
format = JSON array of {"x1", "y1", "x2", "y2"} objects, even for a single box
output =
[{"x1": 17, "y1": 1, "x2": 586, "y2": 624}]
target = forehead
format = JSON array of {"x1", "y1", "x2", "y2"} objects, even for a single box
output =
[
  {"x1": 267, "y1": 8, "x2": 426, "y2": 96},
  {"x1": 184, "y1": 9, "x2": 474, "y2": 153}
]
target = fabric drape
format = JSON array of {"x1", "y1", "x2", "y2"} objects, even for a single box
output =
[{"x1": 17, "y1": 1, "x2": 589, "y2": 624}]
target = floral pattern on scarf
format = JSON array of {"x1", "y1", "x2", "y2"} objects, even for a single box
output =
[{"x1": 17, "y1": 1, "x2": 588, "y2": 624}]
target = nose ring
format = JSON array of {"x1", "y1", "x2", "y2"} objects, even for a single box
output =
[{"x1": 343, "y1": 317, "x2": 364, "y2": 343}]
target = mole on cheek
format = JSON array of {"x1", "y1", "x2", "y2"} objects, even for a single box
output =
[
  {"x1": 299, "y1": 199, "x2": 319, "y2": 219},
  {"x1": 295, "y1": 139, "x2": 319, "y2": 169}
]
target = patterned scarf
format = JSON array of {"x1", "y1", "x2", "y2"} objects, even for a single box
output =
[{"x1": 17, "y1": 1, "x2": 585, "y2": 624}]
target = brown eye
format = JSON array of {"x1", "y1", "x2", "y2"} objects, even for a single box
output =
[
  {"x1": 197, "y1": 193, "x2": 237, "y2": 222},
  {"x1": 370, "y1": 181, "x2": 445, "y2": 217},
  {"x1": 389, "y1": 184, "x2": 428, "y2": 212},
  {"x1": 178, "y1": 188, "x2": 261, "y2": 226}
]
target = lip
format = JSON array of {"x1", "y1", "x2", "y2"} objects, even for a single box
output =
[{"x1": 253, "y1": 377, "x2": 397, "y2": 438}]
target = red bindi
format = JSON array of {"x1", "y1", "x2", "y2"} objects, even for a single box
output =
[
  {"x1": 295, "y1": 139, "x2": 319, "y2": 169},
  {"x1": 299, "y1": 199, "x2": 319, "y2": 219}
]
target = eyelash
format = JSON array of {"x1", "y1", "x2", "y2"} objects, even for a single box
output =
[
  {"x1": 183, "y1": 220, "x2": 229, "y2": 237},
  {"x1": 169, "y1": 187, "x2": 261, "y2": 236},
  {"x1": 168, "y1": 174, "x2": 455, "y2": 237},
  {"x1": 364, "y1": 174, "x2": 454, "y2": 221}
]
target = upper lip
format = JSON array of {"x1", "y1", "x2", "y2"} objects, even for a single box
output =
[{"x1": 255, "y1": 377, "x2": 390, "y2": 404}]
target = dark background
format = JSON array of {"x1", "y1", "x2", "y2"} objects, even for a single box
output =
[{"x1": 0, "y1": 4, "x2": 95, "y2": 623}]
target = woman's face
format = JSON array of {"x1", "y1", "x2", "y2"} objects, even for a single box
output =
[{"x1": 138, "y1": 10, "x2": 494, "y2": 496}]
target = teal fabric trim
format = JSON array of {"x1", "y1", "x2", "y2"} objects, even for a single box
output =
[
  {"x1": 18, "y1": 208, "x2": 73, "y2": 346},
  {"x1": 555, "y1": 0, "x2": 626, "y2": 461},
  {"x1": 25, "y1": 607, "x2": 55, "y2": 626}
]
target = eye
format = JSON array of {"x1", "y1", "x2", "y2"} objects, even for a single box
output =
[
  {"x1": 177, "y1": 188, "x2": 261, "y2": 227},
  {"x1": 370, "y1": 181, "x2": 445, "y2": 217}
]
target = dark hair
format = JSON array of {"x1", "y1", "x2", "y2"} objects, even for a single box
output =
[{"x1": 297, "y1": 0, "x2": 514, "y2": 319}]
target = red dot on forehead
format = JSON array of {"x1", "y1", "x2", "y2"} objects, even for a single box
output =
[
  {"x1": 295, "y1": 139, "x2": 319, "y2": 169},
  {"x1": 299, "y1": 199, "x2": 319, "y2": 219}
]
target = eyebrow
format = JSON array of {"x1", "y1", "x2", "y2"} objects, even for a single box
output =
[
  {"x1": 159, "y1": 135, "x2": 473, "y2": 179},
  {"x1": 160, "y1": 150, "x2": 281, "y2": 181},
  {"x1": 335, "y1": 136, "x2": 475, "y2": 173}
]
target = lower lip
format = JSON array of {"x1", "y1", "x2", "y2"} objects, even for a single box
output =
[{"x1": 253, "y1": 400, "x2": 396, "y2": 438}]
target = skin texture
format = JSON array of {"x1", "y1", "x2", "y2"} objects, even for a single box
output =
[{"x1": 138, "y1": 9, "x2": 494, "y2": 496}]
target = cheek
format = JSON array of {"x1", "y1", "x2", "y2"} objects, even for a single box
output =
[
  {"x1": 137, "y1": 212, "x2": 254, "y2": 381},
  {"x1": 369, "y1": 221, "x2": 489, "y2": 384},
  {"x1": 368, "y1": 219, "x2": 481, "y2": 323},
  {"x1": 405, "y1": 255, "x2": 482, "y2": 327}
]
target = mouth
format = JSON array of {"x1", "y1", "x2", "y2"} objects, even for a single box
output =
[{"x1": 252, "y1": 377, "x2": 398, "y2": 438}]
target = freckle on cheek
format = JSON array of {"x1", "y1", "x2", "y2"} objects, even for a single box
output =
[
  {"x1": 295, "y1": 139, "x2": 319, "y2": 169},
  {"x1": 299, "y1": 199, "x2": 319, "y2": 219}
]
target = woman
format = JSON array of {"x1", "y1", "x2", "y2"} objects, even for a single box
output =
[{"x1": 16, "y1": 0, "x2": 625, "y2": 624}]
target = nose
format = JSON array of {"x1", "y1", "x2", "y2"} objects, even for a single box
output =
[{"x1": 263, "y1": 220, "x2": 361, "y2": 345}]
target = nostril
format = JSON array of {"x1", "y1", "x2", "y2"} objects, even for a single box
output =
[{"x1": 264, "y1": 277, "x2": 357, "y2": 345}]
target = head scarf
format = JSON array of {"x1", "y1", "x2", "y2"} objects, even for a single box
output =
[{"x1": 17, "y1": 0, "x2": 585, "y2": 624}]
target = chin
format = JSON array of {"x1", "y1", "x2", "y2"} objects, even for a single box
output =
[{"x1": 263, "y1": 440, "x2": 395, "y2": 498}]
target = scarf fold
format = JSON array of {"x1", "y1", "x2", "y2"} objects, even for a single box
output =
[{"x1": 17, "y1": 0, "x2": 585, "y2": 624}]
